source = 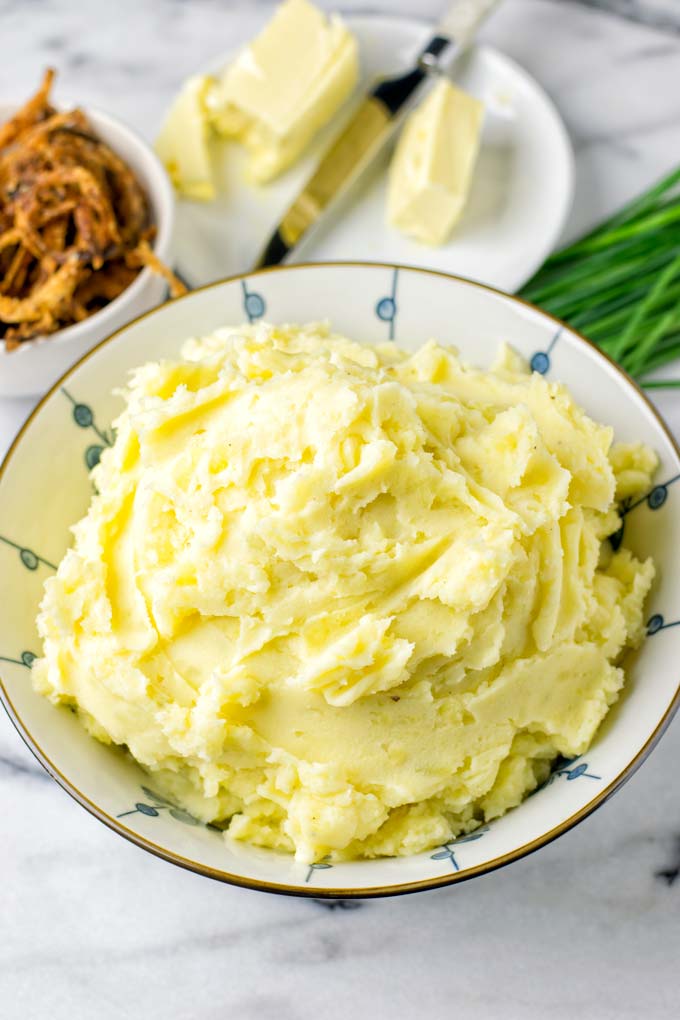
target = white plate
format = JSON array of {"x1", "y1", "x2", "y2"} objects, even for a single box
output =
[{"x1": 173, "y1": 14, "x2": 574, "y2": 292}]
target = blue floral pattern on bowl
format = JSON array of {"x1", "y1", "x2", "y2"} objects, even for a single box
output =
[
  {"x1": 305, "y1": 856, "x2": 333, "y2": 884},
  {"x1": 241, "y1": 280, "x2": 266, "y2": 323},
  {"x1": 0, "y1": 650, "x2": 36, "y2": 669},
  {"x1": 529, "y1": 326, "x2": 563, "y2": 375},
  {"x1": 117, "y1": 785, "x2": 201, "y2": 826},
  {"x1": 62, "y1": 387, "x2": 114, "y2": 471},
  {"x1": 646, "y1": 613, "x2": 680, "y2": 636},
  {"x1": 0, "y1": 535, "x2": 56, "y2": 572},
  {"x1": 375, "y1": 268, "x2": 399, "y2": 340},
  {"x1": 609, "y1": 471, "x2": 680, "y2": 551},
  {"x1": 543, "y1": 756, "x2": 601, "y2": 786},
  {"x1": 430, "y1": 826, "x2": 490, "y2": 872}
]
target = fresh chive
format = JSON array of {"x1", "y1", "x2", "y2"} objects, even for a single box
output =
[
  {"x1": 578, "y1": 281, "x2": 680, "y2": 337},
  {"x1": 642, "y1": 379, "x2": 680, "y2": 389},
  {"x1": 614, "y1": 255, "x2": 680, "y2": 367},
  {"x1": 543, "y1": 255, "x2": 675, "y2": 320},
  {"x1": 519, "y1": 163, "x2": 680, "y2": 383},
  {"x1": 596, "y1": 165, "x2": 680, "y2": 231},
  {"x1": 627, "y1": 301, "x2": 680, "y2": 378}
]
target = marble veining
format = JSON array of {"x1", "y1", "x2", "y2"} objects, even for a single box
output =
[
  {"x1": 0, "y1": 749, "x2": 50, "y2": 781},
  {"x1": 571, "y1": 0, "x2": 680, "y2": 33},
  {"x1": 655, "y1": 833, "x2": 680, "y2": 885},
  {"x1": 1, "y1": 2, "x2": 680, "y2": 1019}
]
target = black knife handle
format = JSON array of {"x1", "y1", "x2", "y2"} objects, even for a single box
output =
[
  {"x1": 253, "y1": 228, "x2": 289, "y2": 270},
  {"x1": 371, "y1": 35, "x2": 453, "y2": 115}
]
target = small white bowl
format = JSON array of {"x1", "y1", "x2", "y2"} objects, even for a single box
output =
[
  {"x1": 0, "y1": 103, "x2": 174, "y2": 399},
  {"x1": 1, "y1": 264, "x2": 679, "y2": 898}
]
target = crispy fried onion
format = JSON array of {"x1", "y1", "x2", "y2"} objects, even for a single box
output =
[{"x1": 0, "y1": 69, "x2": 186, "y2": 350}]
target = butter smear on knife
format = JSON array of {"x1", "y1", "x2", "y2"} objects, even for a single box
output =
[
  {"x1": 209, "y1": 0, "x2": 359, "y2": 183},
  {"x1": 388, "y1": 79, "x2": 484, "y2": 246}
]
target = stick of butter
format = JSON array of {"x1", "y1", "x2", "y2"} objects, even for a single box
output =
[
  {"x1": 387, "y1": 79, "x2": 484, "y2": 246},
  {"x1": 209, "y1": 0, "x2": 358, "y2": 183},
  {"x1": 155, "y1": 75, "x2": 216, "y2": 201}
]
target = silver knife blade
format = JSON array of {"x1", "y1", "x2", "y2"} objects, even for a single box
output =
[{"x1": 254, "y1": 0, "x2": 501, "y2": 269}]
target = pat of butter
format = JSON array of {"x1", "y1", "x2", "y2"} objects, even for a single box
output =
[
  {"x1": 387, "y1": 79, "x2": 484, "y2": 246},
  {"x1": 155, "y1": 75, "x2": 216, "y2": 201},
  {"x1": 209, "y1": 0, "x2": 358, "y2": 183}
]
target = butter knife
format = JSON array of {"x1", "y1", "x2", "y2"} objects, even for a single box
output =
[{"x1": 253, "y1": 0, "x2": 501, "y2": 269}]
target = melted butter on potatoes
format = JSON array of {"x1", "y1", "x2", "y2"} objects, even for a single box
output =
[{"x1": 34, "y1": 323, "x2": 656, "y2": 863}]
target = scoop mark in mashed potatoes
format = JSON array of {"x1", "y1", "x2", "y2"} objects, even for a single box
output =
[{"x1": 34, "y1": 323, "x2": 656, "y2": 863}]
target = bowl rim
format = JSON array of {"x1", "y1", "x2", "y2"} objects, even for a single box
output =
[
  {"x1": 2, "y1": 260, "x2": 680, "y2": 899},
  {"x1": 0, "y1": 102, "x2": 175, "y2": 357}
]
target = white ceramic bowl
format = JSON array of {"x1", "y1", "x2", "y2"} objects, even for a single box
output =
[
  {"x1": 1, "y1": 263, "x2": 679, "y2": 898},
  {"x1": 0, "y1": 104, "x2": 174, "y2": 399}
]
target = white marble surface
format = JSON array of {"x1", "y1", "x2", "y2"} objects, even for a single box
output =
[{"x1": 2, "y1": 2, "x2": 680, "y2": 1017}]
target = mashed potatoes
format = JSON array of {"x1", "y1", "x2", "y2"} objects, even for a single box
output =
[{"x1": 34, "y1": 323, "x2": 656, "y2": 862}]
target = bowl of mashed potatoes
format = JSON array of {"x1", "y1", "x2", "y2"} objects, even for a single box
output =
[{"x1": 1, "y1": 263, "x2": 679, "y2": 897}]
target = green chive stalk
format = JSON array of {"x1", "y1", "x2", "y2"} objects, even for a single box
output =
[{"x1": 519, "y1": 165, "x2": 680, "y2": 387}]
